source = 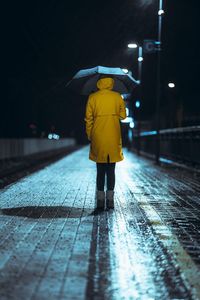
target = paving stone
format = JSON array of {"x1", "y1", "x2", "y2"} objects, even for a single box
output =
[{"x1": 0, "y1": 146, "x2": 200, "y2": 299}]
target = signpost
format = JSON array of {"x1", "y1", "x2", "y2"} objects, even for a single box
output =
[{"x1": 143, "y1": 39, "x2": 158, "y2": 54}]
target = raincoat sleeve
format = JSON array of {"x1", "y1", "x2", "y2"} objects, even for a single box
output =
[
  {"x1": 84, "y1": 95, "x2": 94, "y2": 141},
  {"x1": 119, "y1": 96, "x2": 127, "y2": 120}
]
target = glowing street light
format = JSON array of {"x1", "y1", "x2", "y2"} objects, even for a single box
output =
[
  {"x1": 128, "y1": 43, "x2": 138, "y2": 49},
  {"x1": 158, "y1": 9, "x2": 164, "y2": 15},
  {"x1": 138, "y1": 57, "x2": 143, "y2": 62},
  {"x1": 135, "y1": 100, "x2": 141, "y2": 108},
  {"x1": 168, "y1": 82, "x2": 175, "y2": 88}
]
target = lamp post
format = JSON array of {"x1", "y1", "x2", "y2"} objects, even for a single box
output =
[
  {"x1": 155, "y1": 0, "x2": 164, "y2": 164},
  {"x1": 127, "y1": 44, "x2": 143, "y2": 79},
  {"x1": 137, "y1": 46, "x2": 143, "y2": 155},
  {"x1": 167, "y1": 82, "x2": 177, "y2": 128},
  {"x1": 127, "y1": 44, "x2": 143, "y2": 82},
  {"x1": 137, "y1": 46, "x2": 143, "y2": 84},
  {"x1": 127, "y1": 43, "x2": 143, "y2": 155}
]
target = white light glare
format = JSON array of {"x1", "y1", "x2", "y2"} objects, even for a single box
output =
[
  {"x1": 168, "y1": 82, "x2": 175, "y2": 88},
  {"x1": 48, "y1": 133, "x2": 60, "y2": 140},
  {"x1": 135, "y1": 100, "x2": 140, "y2": 108},
  {"x1": 129, "y1": 121, "x2": 135, "y2": 129},
  {"x1": 126, "y1": 108, "x2": 129, "y2": 116},
  {"x1": 128, "y1": 43, "x2": 138, "y2": 49},
  {"x1": 158, "y1": 9, "x2": 164, "y2": 15},
  {"x1": 53, "y1": 134, "x2": 60, "y2": 140},
  {"x1": 138, "y1": 57, "x2": 143, "y2": 62},
  {"x1": 122, "y1": 68, "x2": 129, "y2": 73},
  {"x1": 121, "y1": 117, "x2": 133, "y2": 123}
]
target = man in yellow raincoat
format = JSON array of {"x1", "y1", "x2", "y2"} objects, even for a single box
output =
[{"x1": 84, "y1": 76, "x2": 127, "y2": 209}]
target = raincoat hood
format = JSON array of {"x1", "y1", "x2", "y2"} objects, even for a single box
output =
[{"x1": 97, "y1": 77, "x2": 114, "y2": 90}]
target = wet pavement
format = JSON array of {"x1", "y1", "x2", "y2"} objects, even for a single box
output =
[{"x1": 0, "y1": 146, "x2": 200, "y2": 300}]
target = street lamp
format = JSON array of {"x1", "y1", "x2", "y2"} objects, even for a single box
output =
[
  {"x1": 128, "y1": 43, "x2": 138, "y2": 49},
  {"x1": 127, "y1": 43, "x2": 143, "y2": 84},
  {"x1": 127, "y1": 43, "x2": 143, "y2": 155},
  {"x1": 158, "y1": 9, "x2": 164, "y2": 15},
  {"x1": 137, "y1": 46, "x2": 143, "y2": 84},
  {"x1": 135, "y1": 100, "x2": 141, "y2": 108},
  {"x1": 155, "y1": 0, "x2": 164, "y2": 164},
  {"x1": 168, "y1": 82, "x2": 175, "y2": 88},
  {"x1": 166, "y1": 82, "x2": 177, "y2": 128}
]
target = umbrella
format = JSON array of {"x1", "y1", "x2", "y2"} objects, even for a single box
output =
[{"x1": 66, "y1": 66, "x2": 139, "y2": 95}]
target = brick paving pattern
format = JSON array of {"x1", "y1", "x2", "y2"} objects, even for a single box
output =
[{"x1": 0, "y1": 146, "x2": 200, "y2": 300}]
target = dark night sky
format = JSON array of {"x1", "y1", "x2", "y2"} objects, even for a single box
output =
[{"x1": 3, "y1": 0, "x2": 200, "y2": 140}]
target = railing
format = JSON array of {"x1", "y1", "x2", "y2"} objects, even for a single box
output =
[
  {"x1": 0, "y1": 138, "x2": 76, "y2": 160},
  {"x1": 132, "y1": 125, "x2": 200, "y2": 165}
]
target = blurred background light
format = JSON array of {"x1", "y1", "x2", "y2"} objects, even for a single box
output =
[
  {"x1": 158, "y1": 9, "x2": 164, "y2": 15},
  {"x1": 135, "y1": 100, "x2": 141, "y2": 108},
  {"x1": 122, "y1": 68, "x2": 129, "y2": 73},
  {"x1": 168, "y1": 82, "x2": 175, "y2": 88},
  {"x1": 128, "y1": 43, "x2": 138, "y2": 48}
]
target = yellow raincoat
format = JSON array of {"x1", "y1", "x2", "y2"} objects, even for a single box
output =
[{"x1": 84, "y1": 77, "x2": 127, "y2": 163}]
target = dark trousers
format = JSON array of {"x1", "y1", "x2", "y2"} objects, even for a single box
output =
[{"x1": 96, "y1": 162, "x2": 116, "y2": 191}]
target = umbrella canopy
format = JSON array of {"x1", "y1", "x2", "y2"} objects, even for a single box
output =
[{"x1": 66, "y1": 66, "x2": 139, "y2": 95}]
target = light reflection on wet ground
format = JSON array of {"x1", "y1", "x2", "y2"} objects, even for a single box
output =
[{"x1": 86, "y1": 149, "x2": 200, "y2": 300}]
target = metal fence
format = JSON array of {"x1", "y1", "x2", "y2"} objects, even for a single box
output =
[{"x1": 132, "y1": 126, "x2": 200, "y2": 165}]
